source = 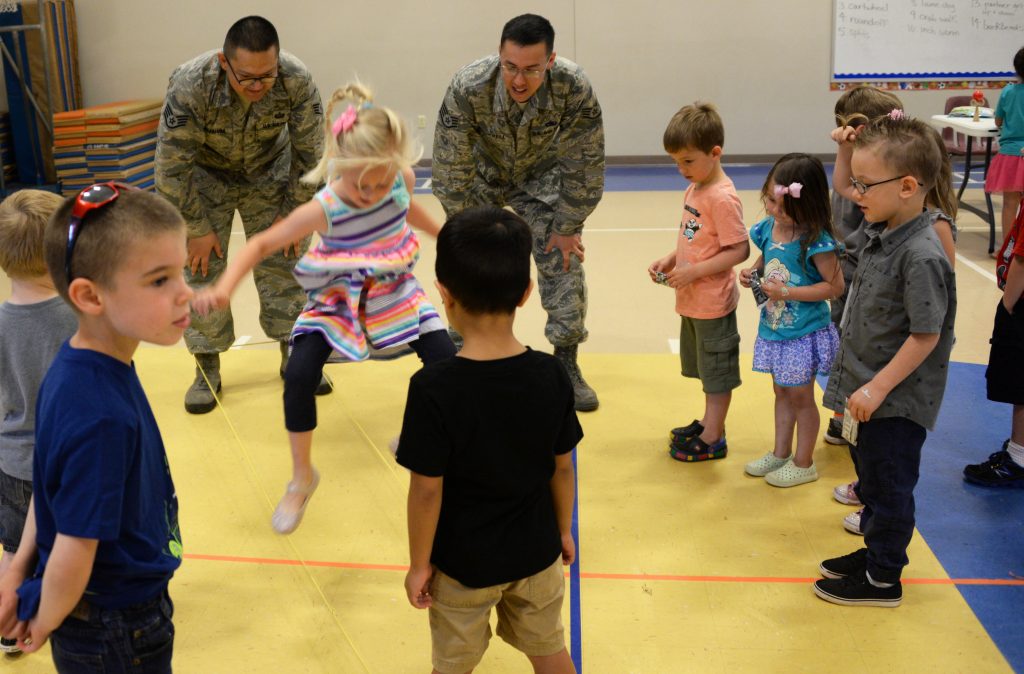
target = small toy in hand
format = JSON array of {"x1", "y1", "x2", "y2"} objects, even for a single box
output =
[
  {"x1": 972, "y1": 89, "x2": 985, "y2": 122},
  {"x1": 654, "y1": 270, "x2": 671, "y2": 286},
  {"x1": 749, "y1": 269, "x2": 770, "y2": 308}
]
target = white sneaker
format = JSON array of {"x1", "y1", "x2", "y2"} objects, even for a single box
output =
[{"x1": 843, "y1": 508, "x2": 864, "y2": 535}]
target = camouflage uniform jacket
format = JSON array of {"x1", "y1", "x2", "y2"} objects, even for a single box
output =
[
  {"x1": 156, "y1": 49, "x2": 324, "y2": 238},
  {"x1": 433, "y1": 55, "x2": 605, "y2": 236}
]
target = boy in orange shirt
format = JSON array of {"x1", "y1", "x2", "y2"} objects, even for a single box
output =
[{"x1": 649, "y1": 102, "x2": 750, "y2": 461}]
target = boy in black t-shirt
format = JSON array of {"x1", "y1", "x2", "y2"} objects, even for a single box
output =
[{"x1": 398, "y1": 205, "x2": 581, "y2": 674}]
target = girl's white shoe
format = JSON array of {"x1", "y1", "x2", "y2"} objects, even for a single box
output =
[
  {"x1": 744, "y1": 452, "x2": 790, "y2": 477},
  {"x1": 765, "y1": 461, "x2": 819, "y2": 488},
  {"x1": 272, "y1": 468, "x2": 321, "y2": 535}
]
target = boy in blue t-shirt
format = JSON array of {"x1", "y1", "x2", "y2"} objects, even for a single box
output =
[
  {"x1": 0, "y1": 184, "x2": 192, "y2": 672},
  {"x1": 398, "y1": 205, "x2": 581, "y2": 674}
]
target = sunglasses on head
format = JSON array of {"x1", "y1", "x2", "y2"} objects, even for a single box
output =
[{"x1": 66, "y1": 182, "x2": 133, "y2": 282}]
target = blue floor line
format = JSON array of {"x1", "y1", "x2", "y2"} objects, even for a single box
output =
[
  {"x1": 915, "y1": 361, "x2": 1024, "y2": 671},
  {"x1": 570, "y1": 447, "x2": 583, "y2": 673},
  {"x1": 415, "y1": 161, "x2": 982, "y2": 196}
]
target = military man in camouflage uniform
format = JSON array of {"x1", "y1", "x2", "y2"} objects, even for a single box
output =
[
  {"x1": 432, "y1": 13, "x2": 605, "y2": 411},
  {"x1": 156, "y1": 16, "x2": 331, "y2": 414}
]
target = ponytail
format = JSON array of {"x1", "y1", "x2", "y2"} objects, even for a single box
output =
[{"x1": 302, "y1": 82, "x2": 421, "y2": 185}]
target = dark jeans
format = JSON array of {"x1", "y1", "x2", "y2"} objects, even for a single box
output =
[
  {"x1": 848, "y1": 447, "x2": 873, "y2": 532},
  {"x1": 50, "y1": 591, "x2": 174, "y2": 674},
  {"x1": 284, "y1": 330, "x2": 457, "y2": 431},
  {"x1": 852, "y1": 416, "x2": 926, "y2": 584},
  {"x1": 0, "y1": 469, "x2": 32, "y2": 552}
]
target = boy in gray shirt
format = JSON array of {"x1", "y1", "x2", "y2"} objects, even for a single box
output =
[
  {"x1": 0, "y1": 190, "x2": 77, "y2": 651},
  {"x1": 816, "y1": 116, "x2": 956, "y2": 608}
]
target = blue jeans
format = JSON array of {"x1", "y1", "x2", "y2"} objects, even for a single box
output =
[
  {"x1": 50, "y1": 591, "x2": 174, "y2": 674},
  {"x1": 0, "y1": 469, "x2": 32, "y2": 553},
  {"x1": 852, "y1": 417, "x2": 926, "y2": 584}
]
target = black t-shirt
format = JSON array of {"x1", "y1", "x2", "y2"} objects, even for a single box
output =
[{"x1": 397, "y1": 348, "x2": 583, "y2": 588}]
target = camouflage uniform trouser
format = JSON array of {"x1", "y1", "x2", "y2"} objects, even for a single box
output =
[
  {"x1": 507, "y1": 191, "x2": 588, "y2": 347},
  {"x1": 184, "y1": 175, "x2": 310, "y2": 354}
]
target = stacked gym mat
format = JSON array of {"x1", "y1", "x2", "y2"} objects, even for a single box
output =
[
  {"x1": 53, "y1": 99, "x2": 160, "y2": 194},
  {"x1": 0, "y1": 0, "x2": 80, "y2": 187}
]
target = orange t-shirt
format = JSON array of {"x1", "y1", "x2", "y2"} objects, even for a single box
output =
[{"x1": 674, "y1": 178, "x2": 748, "y2": 319}]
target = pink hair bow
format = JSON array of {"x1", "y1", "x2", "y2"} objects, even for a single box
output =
[
  {"x1": 332, "y1": 104, "x2": 358, "y2": 137},
  {"x1": 888, "y1": 108, "x2": 906, "y2": 121},
  {"x1": 774, "y1": 182, "x2": 802, "y2": 199}
]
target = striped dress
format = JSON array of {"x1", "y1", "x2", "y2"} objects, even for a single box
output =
[{"x1": 290, "y1": 176, "x2": 444, "y2": 361}]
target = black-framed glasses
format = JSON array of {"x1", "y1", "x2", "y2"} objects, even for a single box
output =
[
  {"x1": 224, "y1": 58, "x2": 278, "y2": 89},
  {"x1": 849, "y1": 175, "x2": 922, "y2": 195},
  {"x1": 500, "y1": 62, "x2": 546, "y2": 80},
  {"x1": 66, "y1": 182, "x2": 129, "y2": 281}
]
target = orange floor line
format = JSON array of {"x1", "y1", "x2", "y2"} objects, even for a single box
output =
[{"x1": 182, "y1": 553, "x2": 1024, "y2": 585}]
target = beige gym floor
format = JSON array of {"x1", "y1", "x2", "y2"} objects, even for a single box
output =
[{"x1": 0, "y1": 183, "x2": 1012, "y2": 672}]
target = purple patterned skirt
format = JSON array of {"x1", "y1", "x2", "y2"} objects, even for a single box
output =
[{"x1": 753, "y1": 324, "x2": 840, "y2": 387}]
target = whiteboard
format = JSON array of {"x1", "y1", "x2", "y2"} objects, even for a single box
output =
[{"x1": 832, "y1": 0, "x2": 1022, "y2": 80}]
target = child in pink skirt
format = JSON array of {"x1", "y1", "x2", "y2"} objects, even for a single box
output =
[{"x1": 985, "y1": 46, "x2": 1024, "y2": 252}]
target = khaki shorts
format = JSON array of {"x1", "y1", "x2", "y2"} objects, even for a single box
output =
[
  {"x1": 428, "y1": 558, "x2": 567, "y2": 673},
  {"x1": 679, "y1": 311, "x2": 741, "y2": 394}
]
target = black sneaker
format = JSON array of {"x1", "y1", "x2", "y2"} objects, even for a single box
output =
[
  {"x1": 669, "y1": 419, "x2": 704, "y2": 443},
  {"x1": 823, "y1": 417, "x2": 847, "y2": 445},
  {"x1": 819, "y1": 548, "x2": 868, "y2": 579},
  {"x1": 963, "y1": 447, "x2": 1024, "y2": 488},
  {"x1": 813, "y1": 572, "x2": 902, "y2": 607},
  {"x1": 0, "y1": 636, "x2": 20, "y2": 654}
]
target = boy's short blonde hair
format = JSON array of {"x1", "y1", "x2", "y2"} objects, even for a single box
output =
[
  {"x1": 44, "y1": 188, "x2": 186, "y2": 304},
  {"x1": 834, "y1": 86, "x2": 903, "y2": 128},
  {"x1": 0, "y1": 189, "x2": 64, "y2": 278},
  {"x1": 663, "y1": 101, "x2": 724, "y2": 154}
]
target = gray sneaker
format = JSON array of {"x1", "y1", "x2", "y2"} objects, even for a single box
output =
[
  {"x1": 554, "y1": 345, "x2": 599, "y2": 412},
  {"x1": 184, "y1": 353, "x2": 221, "y2": 414}
]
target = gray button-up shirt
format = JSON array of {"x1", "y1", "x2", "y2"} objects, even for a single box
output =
[{"x1": 823, "y1": 210, "x2": 957, "y2": 431}]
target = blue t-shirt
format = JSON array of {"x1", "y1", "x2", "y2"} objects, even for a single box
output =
[
  {"x1": 17, "y1": 343, "x2": 181, "y2": 619},
  {"x1": 996, "y1": 82, "x2": 1024, "y2": 157},
  {"x1": 750, "y1": 216, "x2": 837, "y2": 341}
]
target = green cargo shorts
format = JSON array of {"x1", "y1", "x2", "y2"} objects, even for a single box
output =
[{"x1": 679, "y1": 310, "x2": 741, "y2": 394}]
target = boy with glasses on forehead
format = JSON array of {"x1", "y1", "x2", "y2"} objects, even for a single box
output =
[
  {"x1": 156, "y1": 15, "x2": 328, "y2": 415},
  {"x1": 826, "y1": 101, "x2": 958, "y2": 536},
  {"x1": 433, "y1": 13, "x2": 605, "y2": 412},
  {"x1": 0, "y1": 190, "x2": 77, "y2": 655},
  {"x1": 0, "y1": 185, "x2": 190, "y2": 671},
  {"x1": 816, "y1": 115, "x2": 957, "y2": 607}
]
